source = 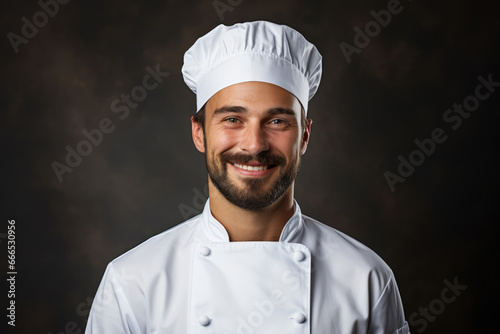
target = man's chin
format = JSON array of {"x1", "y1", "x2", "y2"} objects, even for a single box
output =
[
  {"x1": 224, "y1": 192, "x2": 277, "y2": 211},
  {"x1": 228, "y1": 171, "x2": 276, "y2": 191},
  {"x1": 211, "y1": 176, "x2": 276, "y2": 208}
]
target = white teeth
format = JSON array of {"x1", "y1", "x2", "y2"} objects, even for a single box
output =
[{"x1": 233, "y1": 163, "x2": 269, "y2": 171}]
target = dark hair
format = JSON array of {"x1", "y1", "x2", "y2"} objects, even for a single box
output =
[
  {"x1": 192, "y1": 104, "x2": 206, "y2": 129},
  {"x1": 192, "y1": 105, "x2": 309, "y2": 133}
]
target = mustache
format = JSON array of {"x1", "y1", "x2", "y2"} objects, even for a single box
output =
[{"x1": 220, "y1": 151, "x2": 286, "y2": 166}]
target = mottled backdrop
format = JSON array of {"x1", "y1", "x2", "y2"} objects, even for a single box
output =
[{"x1": 2, "y1": 0, "x2": 499, "y2": 333}]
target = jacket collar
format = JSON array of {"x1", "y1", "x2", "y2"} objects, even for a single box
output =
[{"x1": 200, "y1": 198, "x2": 304, "y2": 243}]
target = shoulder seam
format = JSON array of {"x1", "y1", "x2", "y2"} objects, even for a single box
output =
[
  {"x1": 107, "y1": 263, "x2": 144, "y2": 334},
  {"x1": 370, "y1": 271, "x2": 395, "y2": 312}
]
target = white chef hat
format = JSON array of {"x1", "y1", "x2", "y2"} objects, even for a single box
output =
[{"x1": 182, "y1": 20, "x2": 322, "y2": 114}]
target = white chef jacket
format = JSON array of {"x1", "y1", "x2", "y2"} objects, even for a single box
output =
[{"x1": 85, "y1": 199, "x2": 410, "y2": 334}]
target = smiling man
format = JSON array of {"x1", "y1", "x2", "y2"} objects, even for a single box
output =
[
  {"x1": 86, "y1": 21, "x2": 410, "y2": 334},
  {"x1": 193, "y1": 81, "x2": 308, "y2": 242}
]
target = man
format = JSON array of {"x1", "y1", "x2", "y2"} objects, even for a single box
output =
[{"x1": 85, "y1": 21, "x2": 410, "y2": 334}]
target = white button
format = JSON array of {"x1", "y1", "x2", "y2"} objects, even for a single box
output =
[
  {"x1": 198, "y1": 315, "x2": 211, "y2": 326},
  {"x1": 200, "y1": 246, "x2": 211, "y2": 256},
  {"x1": 292, "y1": 312, "x2": 306, "y2": 323},
  {"x1": 293, "y1": 250, "x2": 306, "y2": 262}
]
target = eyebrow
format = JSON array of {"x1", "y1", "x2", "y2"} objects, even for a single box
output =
[{"x1": 213, "y1": 105, "x2": 296, "y2": 117}]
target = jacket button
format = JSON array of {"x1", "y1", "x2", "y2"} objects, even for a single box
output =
[
  {"x1": 198, "y1": 315, "x2": 211, "y2": 326},
  {"x1": 292, "y1": 312, "x2": 306, "y2": 323},
  {"x1": 293, "y1": 250, "x2": 306, "y2": 262},
  {"x1": 200, "y1": 246, "x2": 211, "y2": 256}
]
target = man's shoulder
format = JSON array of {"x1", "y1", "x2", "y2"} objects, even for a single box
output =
[
  {"x1": 110, "y1": 214, "x2": 202, "y2": 270},
  {"x1": 301, "y1": 214, "x2": 393, "y2": 279}
]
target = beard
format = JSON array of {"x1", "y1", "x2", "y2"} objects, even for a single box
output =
[{"x1": 206, "y1": 150, "x2": 300, "y2": 211}]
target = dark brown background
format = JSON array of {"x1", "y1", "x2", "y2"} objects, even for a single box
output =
[{"x1": 2, "y1": 0, "x2": 499, "y2": 332}]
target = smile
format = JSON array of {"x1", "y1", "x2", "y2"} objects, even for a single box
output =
[{"x1": 232, "y1": 163, "x2": 270, "y2": 171}]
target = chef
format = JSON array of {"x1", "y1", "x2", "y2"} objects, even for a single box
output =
[{"x1": 85, "y1": 21, "x2": 410, "y2": 334}]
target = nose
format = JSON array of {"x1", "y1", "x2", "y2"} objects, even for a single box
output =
[{"x1": 239, "y1": 123, "x2": 269, "y2": 156}]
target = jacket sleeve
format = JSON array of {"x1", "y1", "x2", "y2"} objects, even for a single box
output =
[
  {"x1": 368, "y1": 274, "x2": 410, "y2": 334},
  {"x1": 85, "y1": 263, "x2": 142, "y2": 334}
]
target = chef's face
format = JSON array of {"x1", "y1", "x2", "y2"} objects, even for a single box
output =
[{"x1": 191, "y1": 81, "x2": 311, "y2": 211}]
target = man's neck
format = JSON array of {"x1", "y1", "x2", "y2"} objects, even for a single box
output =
[{"x1": 208, "y1": 181, "x2": 295, "y2": 242}]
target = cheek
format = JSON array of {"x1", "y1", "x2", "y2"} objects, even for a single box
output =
[
  {"x1": 207, "y1": 130, "x2": 239, "y2": 153},
  {"x1": 269, "y1": 133, "x2": 301, "y2": 156}
]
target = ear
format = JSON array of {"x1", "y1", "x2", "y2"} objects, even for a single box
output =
[
  {"x1": 300, "y1": 119, "x2": 312, "y2": 155},
  {"x1": 191, "y1": 116, "x2": 206, "y2": 153}
]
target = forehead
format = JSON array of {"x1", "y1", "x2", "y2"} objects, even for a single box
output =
[{"x1": 205, "y1": 81, "x2": 302, "y2": 116}]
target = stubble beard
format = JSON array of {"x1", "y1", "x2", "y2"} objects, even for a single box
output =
[{"x1": 206, "y1": 150, "x2": 300, "y2": 211}]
